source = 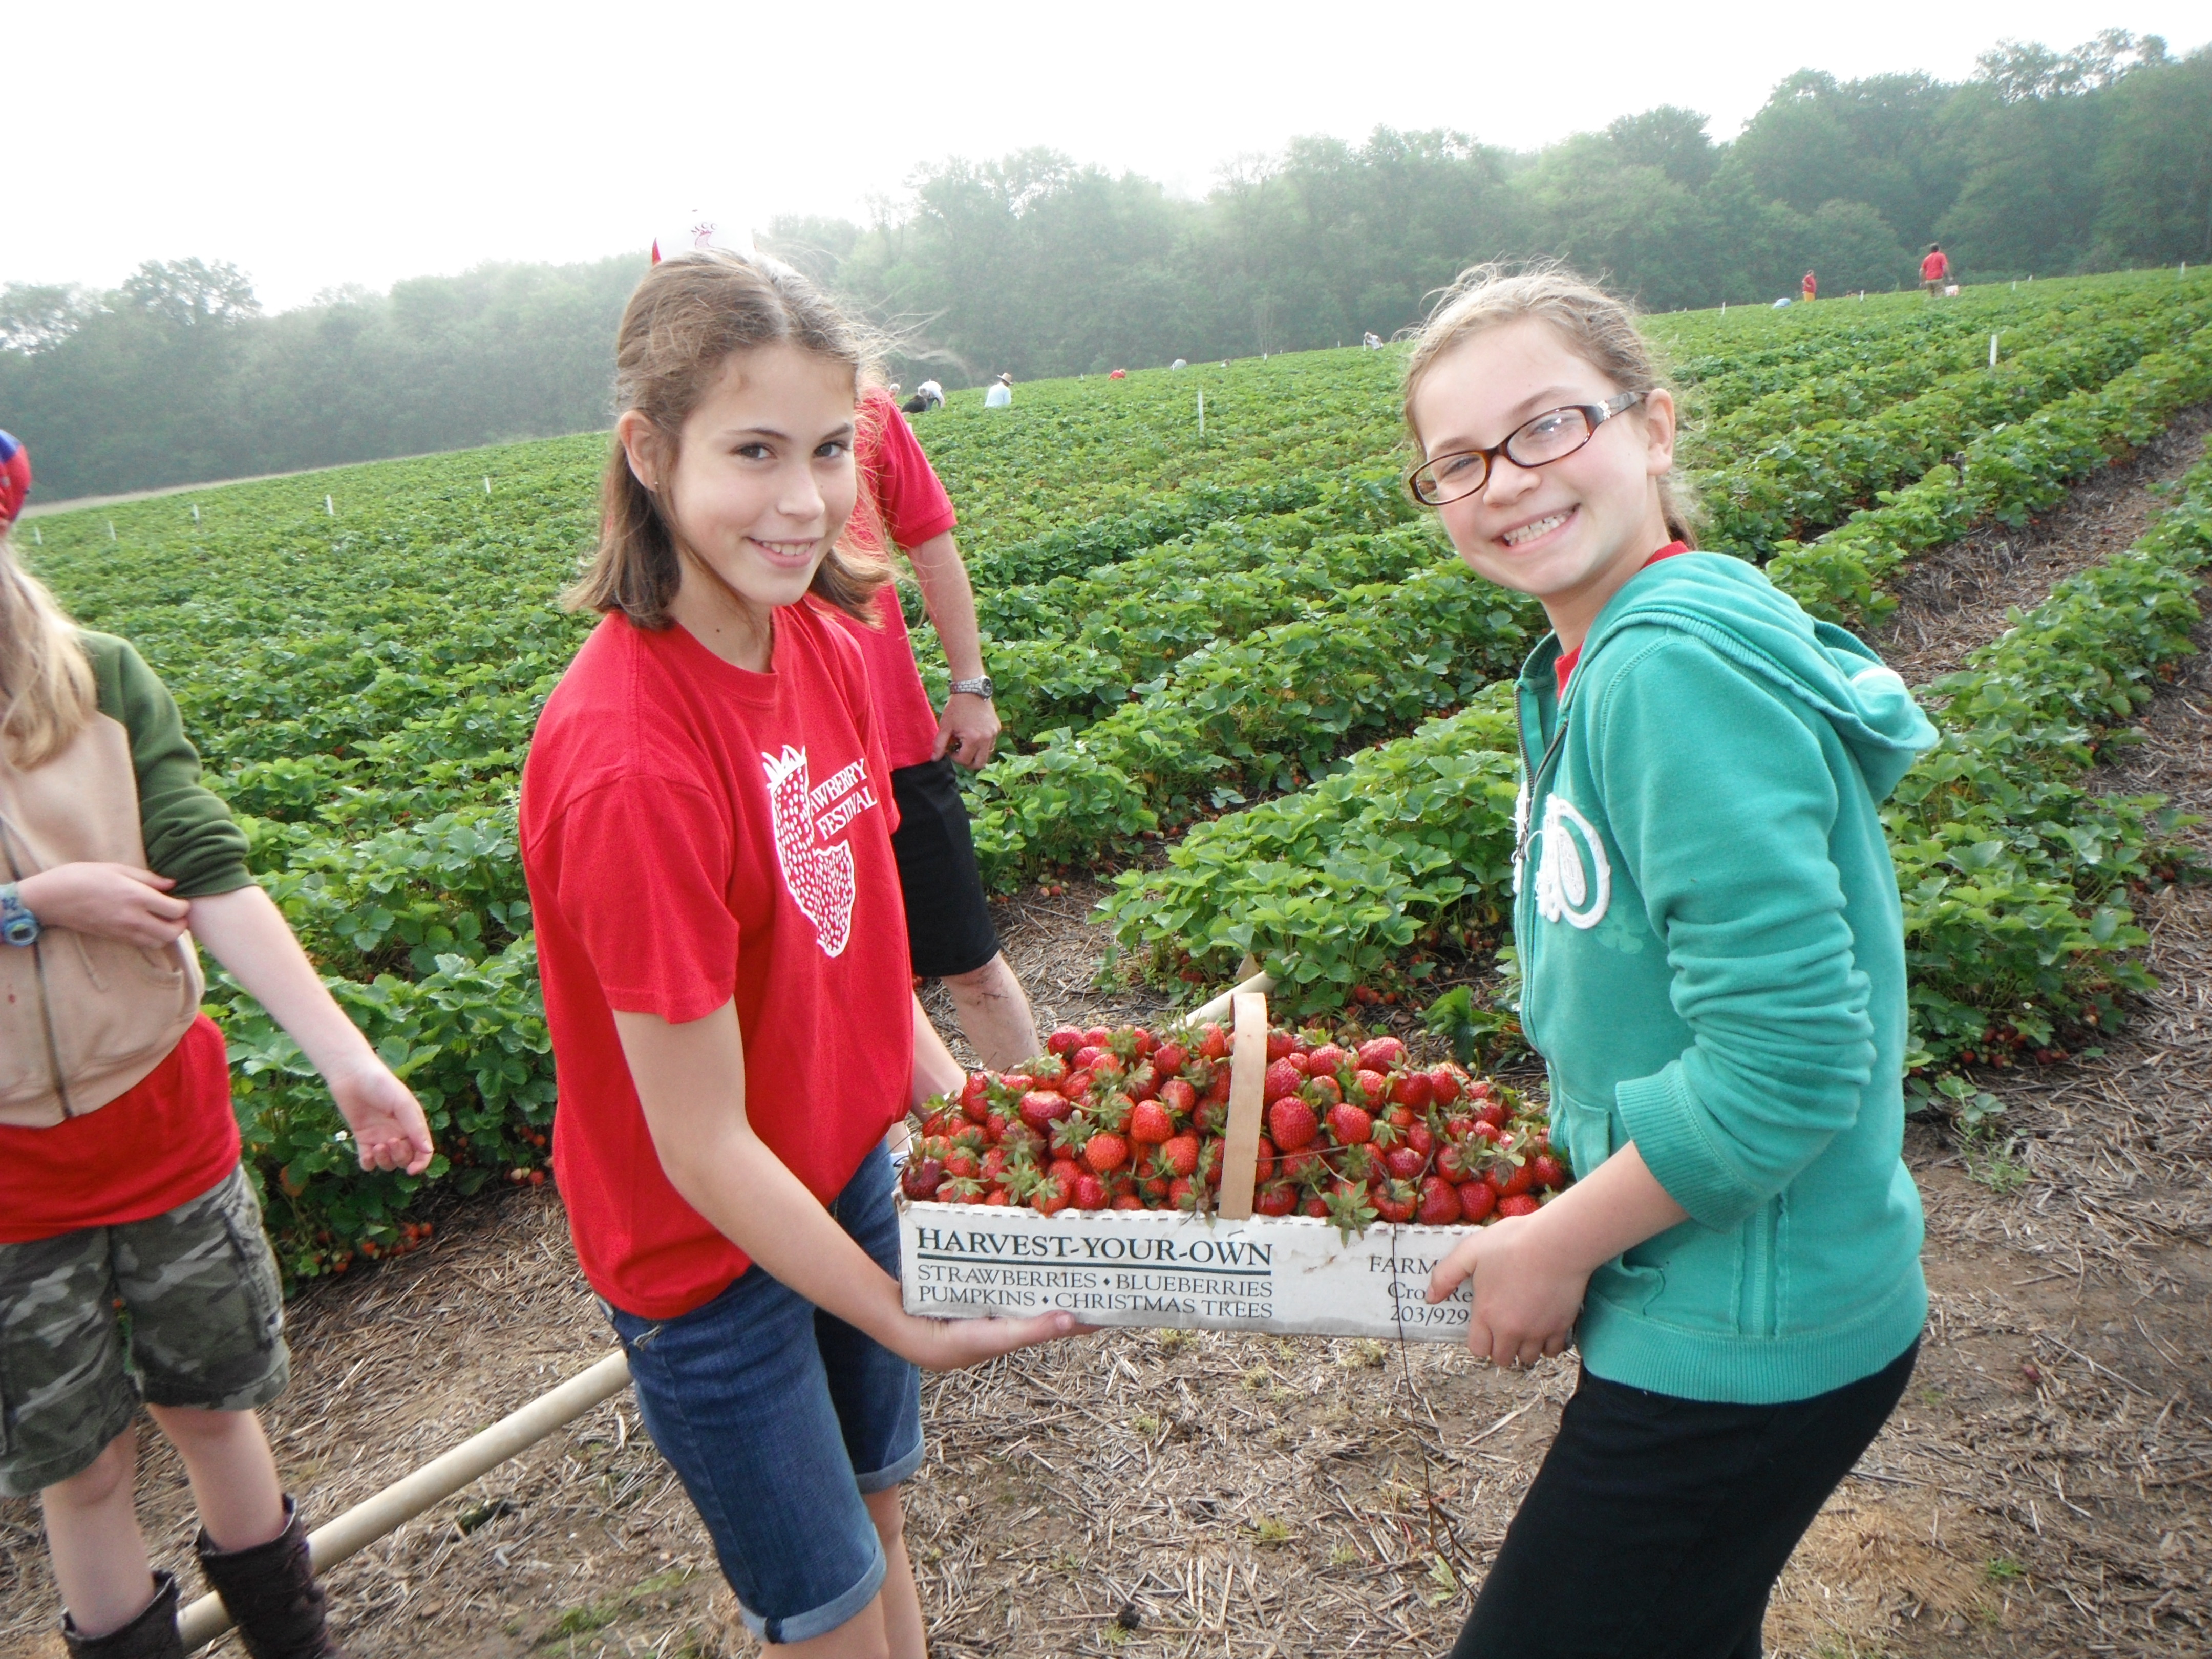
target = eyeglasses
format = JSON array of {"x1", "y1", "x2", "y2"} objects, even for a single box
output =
[{"x1": 1407, "y1": 391, "x2": 1646, "y2": 506}]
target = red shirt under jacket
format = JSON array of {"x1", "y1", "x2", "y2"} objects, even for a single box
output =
[
  {"x1": 521, "y1": 601, "x2": 913, "y2": 1320},
  {"x1": 1554, "y1": 542, "x2": 1690, "y2": 695},
  {"x1": 845, "y1": 390, "x2": 960, "y2": 772}
]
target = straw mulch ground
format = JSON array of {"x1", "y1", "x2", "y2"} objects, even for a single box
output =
[{"x1": 4, "y1": 428, "x2": 2211, "y2": 1659}]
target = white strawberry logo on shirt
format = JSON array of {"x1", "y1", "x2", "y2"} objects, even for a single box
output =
[{"x1": 761, "y1": 745, "x2": 857, "y2": 958}]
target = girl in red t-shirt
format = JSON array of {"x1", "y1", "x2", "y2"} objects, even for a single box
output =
[{"x1": 521, "y1": 251, "x2": 1083, "y2": 1656}]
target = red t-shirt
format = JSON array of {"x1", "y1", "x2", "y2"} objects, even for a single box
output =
[
  {"x1": 1555, "y1": 543, "x2": 1689, "y2": 695},
  {"x1": 844, "y1": 391, "x2": 960, "y2": 772},
  {"x1": 521, "y1": 601, "x2": 914, "y2": 1320},
  {"x1": 0, "y1": 1015, "x2": 239, "y2": 1242},
  {"x1": 1920, "y1": 251, "x2": 1948, "y2": 282}
]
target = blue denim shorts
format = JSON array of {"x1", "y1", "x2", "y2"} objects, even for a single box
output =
[{"x1": 601, "y1": 1145, "x2": 923, "y2": 1644}]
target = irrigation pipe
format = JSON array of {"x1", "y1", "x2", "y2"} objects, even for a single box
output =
[
  {"x1": 178, "y1": 1349, "x2": 633, "y2": 1651},
  {"x1": 1180, "y1": 968, "x2": 1274, "y2": 1030}
]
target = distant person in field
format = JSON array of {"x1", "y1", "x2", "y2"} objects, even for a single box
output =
[
  {"x1": 899, "y1": 379, "x2": 944, "y2": 416},
  {"x1": 1, "y1": 517, "x2": 433, "y2": 1656},
  {"x1": 0, "y1": 430, "x2": 31, "y2": 527},
  {"x1": 1364, "y1": 330, "x2": 1385, "y2": 349},
  {"x1": 1402, "y1": 263, "x2": 1934, "y2": 1657},
  {"x1": 983, "y1": 371, "x2": 1014, "y2": 408},
  {"x1": 1921, "y1": 244, "x2": 1951, "y2": 294},
  {"x1": 521, "y1": 251, "x2": 1084, "y2": 1656},
  {"x1": 846, "y1": 384, "x2": 1047, "y2": 1071},
  {"x1": 1801, "y1": 269, "x2": 1818, "y2": 304}
]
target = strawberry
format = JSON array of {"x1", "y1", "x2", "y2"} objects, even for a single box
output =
[
  {"x1": 1059, "y1": 1067, "x2": 1096, "y2": 1102},
  {"x1": 1428, "y1": 1066, "x2": 1462, "y2": 1107},
  {"x1": 1169, "y1": 1176, "x2": 1201, "y2": 1211},
  {"x1": 1372, "y1": 1178, "x2": 1418, "y2": 1224},
  {"x1": 1302, "y1": 1074, "x2": 1344, "y2": 1108},
  {"x1": 1111, "y1": 1193, "x2": 1147, "y2": 1210},
  {"x1": 1324, "y1": 1181, "x2": 1379, "y2": 1239},
  {"x1": 1405, "y1": 1121, "x2": 1435, "y2": 1157},
  {"x1": 1529, "y1": 1154, "x2": 1569, "y2": 1190},
  {"x1": 1255, "y1": 1179, "x2": 1297, "y2": 1217},
  {"x1": 1013, "y1": 1053, "x2": 1066, "y2": 1083},
  {"x1": 1128, "y1": 1027, "x2": 1157, "y2": 1058},
  {"x1": 1497, "y1": 1193, "x2": 1541, "y2": 1218},
  {"x1": 1152, "y1": 1039, "x2": 1188, "y2": 1076},
  {"x1": 980, "y1": 1146, "x2": 1010, "y2": 1183},
  {"x1": 1476, "y1": 1099, "x2": 1509, "y2": 1132},
  {"x1": 1263, "y1": 1058, "x2": 1304, "y2": 1100},
  {"x1": 900, "y1": 1157, "x2": 944, "y2": 1200},
  {"x1": 1489, "y1": 1158, "x2": 1536, "y2": 1198},
  {"x1": 1197, "y1": 1137, "x2": 1223, "y2": 1189},
  {"x1": 1128, "y1": 1099, "x2": 1175, "y2": 1145},
  {"x1": 1326, "y1": 1102, "x2": 1374, "y2": 1145},
  {"x1": 1267, "y1": 1096, "x2": 1319, "y2": 1152},
  {"x1": 1083, "y1": 1132, "x2": 1130, "y2": 1174},
  {"x1": 1049, "y1": 1155, "x2": 1083, "y2": 1188},
  {"x1": 1073, "y1": 1172, "x2": 1109, "y2": 1210},
  {"x1": 1389, "y1": 1070, "x2": 1434, "y2": 1111},
  {"x1": 1203, "y1": 1068, "x2": 1233, "y2": 1105},
  {"x1": 1307, "y1": 1042, "x2": 1351, "y2": 1078},
  {"x1": 1191, "y1": 1098, "x2": 1227, "y2": 1136},
  {"x1": 1416, "y1": 1176, "x2": 1462, "y2": 1226},
  {"x1": 1303, "y1": 1195, "x2": 1331, "y2": 1218},
  {"x1": 1047, "y1": 1026, "x2": 1084, "y2": 1059},
  {"x1": 1031, "y1": 1175, "x2": 1071, "y2": 1215},
  {"x1": 1160, "y1": 1134, "x2": 1200, "y2": 1178},
  {"x1": 1019, "y1": 1090, "x2": 1071, "y2": 1134},
  {"x1": 1072, "y1": 1045, "x2": 1108, "y2": 1072},
  {"x1": 982, "y1": 1188, "x2": 1012, "y2": 1207},
  {"x1": 1456, "y1": 1179, "x2": 1497, "y2": 1222},
  {"x1": 1158, "y1": 1077, "x2": 1198, "y2": 1120},
  {"x1": 1090, "y1": 1052, "x2": 1128, "y2": 1083},
  {"x1": 1197, "y1": 1023, "x2": 1229, "y2": 1061},
  {"x1": 1266, "y1": 1028, "x2": 1298, "y2": 1064},
  {"x1": 960, "y1": 1073, "x2": 993, "y2": 1122},
  {"x1": 1384, "y1": 1144, "x2": 1428, "y2": 1182},
  {"x1": 1252, "y1": 1135, "x2": 1278, "y2": 1184},
  {"x1": 939, "y1": 1174, "x2": 985, "y2": 1204},
  {"x1": 1084, "y1": 1025, "x2": 1113, "y2": 1048},
  {"x1": 1355, "y1": 1036, "x2": 1407, "y2": 1072},
  {"x1": 1435, "y1": 1138, "x2": 1474, "y2": 1184},
  {"x1": 1050, "y1": 1116, "x2": 1091, "y2": 1160},
  {"x1": 1352, "y1": 1069, "x2": 1390, "y2": 1109},
  {"x1": 1334, "y1": 1143, "x2": 1378, "y2": 1186},
  {"x1": 1278, "y1": 1145, "x2": 1323, "y2": 1183}
]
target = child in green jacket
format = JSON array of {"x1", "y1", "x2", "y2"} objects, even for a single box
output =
[{"x1": 1408, "y1": 265, "x2": 1937, "y2": 1659}]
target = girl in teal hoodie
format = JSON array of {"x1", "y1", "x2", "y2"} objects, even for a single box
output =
[{"x1": 1410, "y1": 266, "x2": 1937, "y2": 1659}]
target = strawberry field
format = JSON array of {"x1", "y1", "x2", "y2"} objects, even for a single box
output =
[{"x1": 19, "y1": 267, "x2": 2212, "y2": 1284}]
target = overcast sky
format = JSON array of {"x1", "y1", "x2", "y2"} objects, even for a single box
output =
[{"x1": 11, "y1": 1, "x2": 2206, "y2": 312}]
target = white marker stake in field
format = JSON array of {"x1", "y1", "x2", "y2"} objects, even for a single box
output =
[
  {"x1": 107, "y1": 522, "x2": 116, "y2": 542},
  {"x1": 192, "y1": 503, "x2": 201, "y2": 523},
  {"x1": 1990, "y1": 333, "x2": 2000, "y2": 369},
  {"x1": 484, "y1": 476, "x2": 493, "y2": 495},
  {"x1": 326, "y1": 495, "x2": 336, "y2": 517}
]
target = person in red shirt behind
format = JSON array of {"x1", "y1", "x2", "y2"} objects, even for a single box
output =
[
  {"x1": 1920, "y1": 244, "x2": 1951, "y2": 295},
  {"x1": 521, "y1": 251, "x2": 1083, "y2": 1657},
  {"x1": 841, "y1": 392, "x2": 1044, "y2": 1070}
]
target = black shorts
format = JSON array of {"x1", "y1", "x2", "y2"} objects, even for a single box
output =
[{"x1": 888, "y1": 758, "x2": 1001, "y2": 979}]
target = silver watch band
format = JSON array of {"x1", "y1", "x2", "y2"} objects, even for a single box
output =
[{"x1": 948, "y1": 675, "x2": 995, "y2": 700}]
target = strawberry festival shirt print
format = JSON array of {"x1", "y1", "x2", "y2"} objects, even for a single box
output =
[{"x1": 761, "y1": 744, "x2": 878, "y2": 957}]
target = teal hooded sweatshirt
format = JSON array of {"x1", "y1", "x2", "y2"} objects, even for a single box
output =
[{"x1": 1513, "y1": 551, "x2": 1937, "y2": 1405}]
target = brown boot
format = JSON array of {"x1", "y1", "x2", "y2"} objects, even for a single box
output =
[
  {"x1": 61, "y1": 1570, "x2": 183, "y2": 1659},
  {"x1": 195, "y1": 1498, "x2": 350, "y2": 1659}
]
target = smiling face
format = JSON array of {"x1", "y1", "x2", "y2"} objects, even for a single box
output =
[
  {"x1": 1408, "y1": 316, "x2": 1676, "y2": 651},
  {"x1": 620, "y1": 342, "x2": 859, "y2": 668}
]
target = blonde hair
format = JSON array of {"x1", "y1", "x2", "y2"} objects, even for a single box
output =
[
  {"x1": 1402, "y1": 262, "x2": 1701, "y2": 547},
  {"x1": 0, "y1": 534, "x2": 95, "y2": 769},
  {"x1": 566, "y1": 251, "x2": 890, "y2": 627}
]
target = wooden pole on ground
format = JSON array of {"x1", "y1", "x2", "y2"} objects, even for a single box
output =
[{"x1": 178, "y1": 1350, "x2": 633, "y2": 1651}]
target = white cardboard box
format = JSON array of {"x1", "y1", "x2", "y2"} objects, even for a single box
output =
[{"x1": 898, "y1": 1201, "x2": 1476, "y2": 1342}]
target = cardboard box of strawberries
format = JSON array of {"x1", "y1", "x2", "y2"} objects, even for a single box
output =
[{"x1": 896, "y1": 990, "x2": 1571, "y2": 1340}]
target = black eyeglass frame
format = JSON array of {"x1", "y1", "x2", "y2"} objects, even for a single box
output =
[{"x1": 1406, "y1": 390, "x2": 1647, "y2": 507}]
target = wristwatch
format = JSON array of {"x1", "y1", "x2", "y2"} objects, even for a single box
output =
[
  {"x1": 948, "y1": 675, "x2": 995, "y2": 701},
  {"x1": 0, "y1": 882, "x2": 40, "y2": 948}
]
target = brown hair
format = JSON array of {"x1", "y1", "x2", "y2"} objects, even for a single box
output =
[
  {"x1": 566, "y1": 251, "x2": 890, "y2": 627},
  {"x1": 1402, "y1": 261, "x2": 1701, "y2": 548},
  {"x1": 0, "y1": 534, "x2": 95, "y2": 769}
]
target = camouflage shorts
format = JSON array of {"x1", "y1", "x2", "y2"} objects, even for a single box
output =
[{"x1": 0, "y1": 1164, "x2": 289, "y2": 1497}]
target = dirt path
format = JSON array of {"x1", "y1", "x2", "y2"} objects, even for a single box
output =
[{"x1": 4, "y1": 443, "x2": 2210, "y2": 1659}]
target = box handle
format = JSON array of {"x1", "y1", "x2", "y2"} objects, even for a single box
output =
[{"x1": 1216, "y1": 989, "x2": 1268, "y2": 1220}]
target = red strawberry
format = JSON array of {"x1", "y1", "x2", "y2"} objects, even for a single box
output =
[
  {"x1": 1111, "y1": 1193, "x2": 1147, "y2": 1210},
  {"x1": 1334, "y1": 1143, "x2": 1378, "y2": 1186},
  {"x1": 980, "y1": 1146, "x2": 1009, "y2": 1183},
  {"x1": 1129, "y1": 1027, "x2": 1157, "y2": 1057},
  {"x1": 1428, "y1": 1066, "x2": 1462, "y2": 1107},
  {"x1": 1203, "y1": 1069, "x2": 1232, "y2": 1105},
  {"x1": 1390, "y1": 1070, "x2": 1434, "y2": 1111},
  {"x1": 1160, "y1": 1134, "x2": 1200, "y2": 1178},
  {"x1": 1197, "y1": 1023, "x2": 1229, "y2": 1061},
  {"x1": 900, "y1": 1158, "x2": 944, "y2": 1199},
  {"x1": 1489, "y1": 1159, "x2": 1536, "y2": 1198},
  {"x1": 1456, "y1": 1179, "x2": 1497, "y2": 1222},
  {"x1": 943, "y1": 1145, "x2": 980, "y2": 1181},
  {"x1": 1267, "y1": 1097, "x2": 1318, "y2": 1152},
  {"x1": 1372, "y1": 1178, "x2": 1418, "y2": 1224},
  {"x1": 1497, "y1": 1193, "x2": 1541, "y2": 1218},
  {"x1": 1263, "y1": 1058, "x2": 1305, "y2": 1101},
  {"x1": 1325, "y1": 1181, "x2": 1380, "y2": 1237},
  {"x1": 1355, "y1": 1036, "x2": 1407, "y2": 1071},
  {"x1": 1266, "y1": 1028, "x2": 1298, "y2": 1063},
  {"x1": 1191, "y1": 1098, "x2": 1227, "y2": 1136},
  {"x1": 1047, "y1": 1026, "x2": 1084, "y2": 1059},
  {"x1": 1255, "y1": 1179, "x2": 1297, "y2": 1216},
  {"x1": 1059, "y1": 1067, "x2": 1096, "y2": 1102},
  {"x1": 1073, "y1": 1044, "x2": 1108, "y2": 1072},
  {"x1": 1031, "y1": 1176, "x2": 1071, "y2": 1215},
  {"x1": 1435, "y1": 1138, "x2": 1474, "y2": 1184},
  {"x1": 1302, "y1": 1195, "x2": 1331, "y2": 1218},
  {"x1": 1169, "y1": 1176, "x2": 1200, "y2": 1211},
  {"x1": 1073, "y1": 1173, "x2": 1108, "y2": 1210},
  {"x1": 1529, "y1": 1154, "x2": 1569, "y2": 1190},
  {"x1": 1405, "y1": 1121, "x2": 1435, "y2": 1157},
  {"x1": 1128, "y1": 1099, "x2": 1175, "y2": 1145},
  {"x1": 1019, "y1": 1091, "x2": 1071, "y2": 1134},
  {"x1": 1384, "y1": 1144, "x2": 1428, "y2": 1182},
  {"x1": 1352, "y1": 1069, "x2": 1390, "y2": 1109},
  {"x1": 1416, "y1": 1176, "x2": 1462, "y2": 1226},
  {"x1": 1279, "y1": 1145, "x2": 1323, "y2": 1182},
  {"x1": 983, "y1": 1188, "x2": 1012, "y2": 1207},
  {"x1": 1084, "y1": 1026, "x2": 1112, "y2": 1048},
  {"x1": 1252, "y1": 1135, "x2": 1277, "y2": 1184},
  {"x1": 1152, "y1": 1039, "x2": 1188, "y2": 1076},
  {"x1": 1303, "y1": 1074, "x2": 1344, "y2": 1108},
  {"x1": 1084, "y1": 1132, "x2": 1130, "y2": 1174},
  {"x1": 1159, "y1": 1077, "x2": 1198, "y2": 1119},
  {"x1": 1307, "y1": 1043, "x2": 1351, "y2": 1078},
  {"x1": 1049, "y1": 1155, "x2": 1082, "y2": 1188},
  {"x1": 960, "y1": 1073, "x2": 992, "y2": 1122},
  {"x1": 1476, "y1": 1099, "x2": 1509, "y2": 1131},
  {"x1": 1326, "y1": 1102, "x2": 1374, "y2": 1145}
]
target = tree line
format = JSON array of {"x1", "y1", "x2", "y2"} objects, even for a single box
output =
[{"x1": 6, "y1": 30, "x2": 2207, "y2": 501}]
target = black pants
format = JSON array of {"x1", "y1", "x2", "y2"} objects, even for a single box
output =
[{"x1": 1449, "y1": 1338, "x2": 1919, "y2": 1659}]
